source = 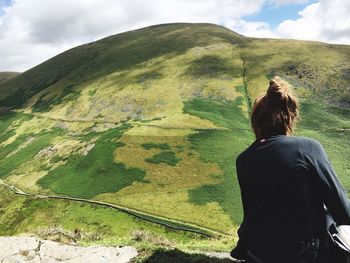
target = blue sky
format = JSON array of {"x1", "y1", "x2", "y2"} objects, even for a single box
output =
[
  {"x1": 0, "y1": 0, "x2": 11, "y2": 7},
  {"x1": 243, "y1": 0, "x2": 318, "y2": 28},
  {"x1": 0, "y1": 0, "x2": 11, "y2": 14},
  {"x1": 0, "y1": 0, "x2": 349, "y2": 72}
]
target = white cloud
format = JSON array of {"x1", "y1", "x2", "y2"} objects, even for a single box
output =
[
  {"x1": 225, "y1": 19, "x2": 275, "y2": 38},
  {"x1": 275, "y1": 0, "x2": 350, "y2": 44},
  {"x1": 232, "y1": 0, "x2": 350, "y2": 46},
  {"x1": 0, "y1": 0, "x2": 266, "y2": 71},
  {"x1": 275, "y1": 3, "x2": 321, "y2": 39},
  {"x1": 0, "y1": 0, "x2": 349, "y2": 72}
]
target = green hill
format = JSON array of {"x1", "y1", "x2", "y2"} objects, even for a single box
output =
[
  {"x1": 0, "y1": 23, "x2": 349, "y2": 243},
  {"x1": 0, "y1": 72, "x2": 20, "y2": 84}
]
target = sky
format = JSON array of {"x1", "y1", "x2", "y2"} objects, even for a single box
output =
[{"x1": 0, "y1": 0, "x2": 349, "y2": 72}]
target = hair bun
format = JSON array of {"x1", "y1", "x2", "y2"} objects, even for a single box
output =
[
  {"x1": 266, "y1": 76, "x2": 289, "y2": 105},
  {"x1": 251, "y1": 76, "x2": 299, "y2": 139}
]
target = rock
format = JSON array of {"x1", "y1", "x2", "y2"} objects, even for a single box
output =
[
  {"x1": 0, "y1": 237, "x2": 39, "y2": 262},
  {"x1": 0, "y1": 236, "x2": 138, "y2": 263},
  {"x1": 80, "y1": 142, "x2": 95, "y2": 156},
  {"x1": 37, "y1": 145, "x2": 57, "y2": 158},
  {"x1": 54, "y1": 122, "x2": 68, "y2": 130}
]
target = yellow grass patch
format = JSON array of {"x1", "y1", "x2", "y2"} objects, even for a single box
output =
[
  {"x1": 50, "y1": 137, "x2": 86, "y2": 156},
  {"x1": 124, "y1": 125, "x2": 195, "y2": 137},
  {"x1": 246, "y1": 75, "x2": 269, "y2": 101},
  {"x1": 6, "y1": 150, "x2": 55, "y2": 192},
  {"x1": 94, "y1": 123, "x2": 229, "y2": 230},
  {"x1": 7, "y1": 170, "x2": 47, "y2": 192},
  {"x1": 142, "y1": 113, "x2": 226, "y2": 130},
  {"x1": 114, "y1": 135, "x2": 222, "y2": 192},
  {"x1": 97, "y1": 190, "x2": 234, "y2": 232},
  {"x1": 6, "y1": 135, "x2": 96, "y2": 192},
  {"x1": 1, "y1": 117, "x2": 55, "y2": 146},
  {"x1": 22, "y1": 41, "x2": 244, "y2": 125}
]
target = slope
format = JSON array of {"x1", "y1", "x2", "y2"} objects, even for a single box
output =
[
  {"x1": 0, "y1": 72, "x2": 20, "y2": 83},
  {"x1": 0, "y1": 23, "x2": 349, "y2": 237}
]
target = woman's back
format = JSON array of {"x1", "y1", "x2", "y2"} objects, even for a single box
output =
[
  {"x1": 231, "y1": 77, "x2": 350, "y2": 263},
  {"x1": 236, "y1": 135, "x2": 349, "y2": 262}
]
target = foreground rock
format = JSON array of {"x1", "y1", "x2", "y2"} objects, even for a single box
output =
[{"x1": 0, "y1": 236, "x2": 138, "y2": 263}]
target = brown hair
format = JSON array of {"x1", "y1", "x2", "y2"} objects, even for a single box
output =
[{"x1": 251, "y1": 76, "x2": 299, "y2": 140}]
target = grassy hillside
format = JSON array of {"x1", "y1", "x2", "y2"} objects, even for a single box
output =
[
  {"x1": 0, "y1": 72, "x2": 20, "y2": 83},
  {"x1": 0, "y1": 23, "x2": 349, "y2": 253},
  {"x1": 0, "y1": 185, "x2": 235, "y2": 262}
]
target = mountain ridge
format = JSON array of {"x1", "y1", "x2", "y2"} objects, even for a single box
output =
[{"x1": 1, "y1": 23, "x2": 349, "y2": 115}]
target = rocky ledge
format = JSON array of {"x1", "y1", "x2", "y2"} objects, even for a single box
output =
[{"x1": 0, "y1": 236, "x2": 138, "y2": 263}]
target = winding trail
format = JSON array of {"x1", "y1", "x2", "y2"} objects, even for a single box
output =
[
  {"x1": 0, "y1": 179, "x2": 229, "y2": 238},
  {"x1": 14, "y1": 111, "x2": 349, "y2": 132},
  {"x1": 240, "y1": 55, "x2": 252, "y2": 118}
]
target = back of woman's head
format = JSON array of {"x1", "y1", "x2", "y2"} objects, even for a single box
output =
[{"x1": 251, "y1": 76, "x2": 299, "y2": 140}]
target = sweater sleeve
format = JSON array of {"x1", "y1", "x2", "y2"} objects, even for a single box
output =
[{"x1": 309, "y1": 140, "x2": 350, "y2": 225}]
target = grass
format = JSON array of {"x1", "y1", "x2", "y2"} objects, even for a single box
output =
[
  {"x1": 0, "y1": 111, "x2": 33, "y2": 144},
  {"x1": 0, "y1": 185, "x2": 234, "y2": 254},
  {"x1": 0, "y1": 72, "x2": 20, "y2": 83},
  {"x1": 32, "y1": 85, "x2": 81, "y2": 112},
  {"x1": 185, "y1": 55, "x2": 242, "y2": 79},
  {"x1": 294, "y1": 98, "x2": 350, "y2": 190},
  {"x1": 0, "y1": 130, "x2": 60, "y2": 178},
  {"x1": 38, "y1": 124, "x2": 147, "y2": 198},
  {"x1": 241, "y1": 38, "x2": 350, "y2": 105},
  {"x1": 295, "y1": 129, "x2": 350, "y2": 189},
  {"x1": 184, "y1": 97, "x2": 254, "y2": 225},
  {"x1": 187, "y1": 129, "x2": 252, "y2": 224},
  {"x1": 297, "y1": 100, "x2": 350, "y2": 130},
  {"x1": 141, "y1": 143, "x2": 170, "y2": 150},
  {"x1": 108, "y1": 190, "x2": 235, "y2": 234},
  {"x1": 97, "y1": 126, "x2": 233, "y2": 232},
  {"x1": 0, "y1": 23, "x2": 243, "y2": 110},
  {"x1": 183, "y1": 95, "x2": 249, "y2": 130},
  {"x1": 0, "y1": 24, "x2": 245, "y2": 130},
  {"x1": 145, "y1": 151, "x2": 182, "y2": 166}
]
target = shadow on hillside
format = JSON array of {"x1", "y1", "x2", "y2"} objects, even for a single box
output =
[
  {"x1": 1, "y1": 23, "x2": 244, "y2": 110},
  {"x1": 143, "y1": 248, "x2": 238, "y2": 263},
  {"x1": 184, "y1": 55, "x2": 241, "y2": 79}
]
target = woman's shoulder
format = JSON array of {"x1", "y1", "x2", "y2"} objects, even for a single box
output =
[
  {"x1": 236, "y1": 135, "x2": 323, "y2": 163},
  {"x1": 271, "y1": 135, "x2": 325, "y2": 155},
  {"x1": 287, "y1": 135, "x2": 323, "y2": 149}
]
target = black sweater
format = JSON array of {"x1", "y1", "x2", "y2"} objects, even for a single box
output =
[{"x1": 231, "y1": 135, "x2": 350, "y2": 263}]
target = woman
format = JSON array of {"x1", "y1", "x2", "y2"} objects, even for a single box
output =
[{"x1": 230, "y1": 76, "x2": 350, "y2": 263}]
